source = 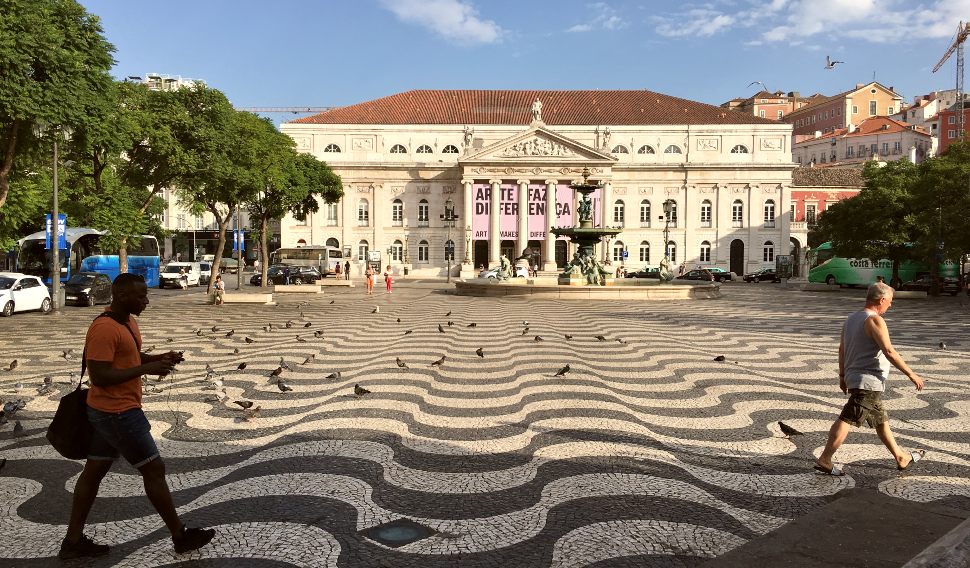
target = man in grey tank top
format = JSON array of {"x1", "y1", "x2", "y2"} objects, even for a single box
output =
[{"x1": 815, "y1": 282, "x2": 926, "y2": 476}]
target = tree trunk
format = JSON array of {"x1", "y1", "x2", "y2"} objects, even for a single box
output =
[
  {"x1": 207, "y1": 206, "x2": 233, "y2": 294},
  {"x1": 890, "y1": 260, "x2": 901, "y2": 289},
  {"x1": 260, "y1": 215, "x2": 269, "y2": 289},
  {"x1": 0, "y1": 120, "x2": 22, "y2": 210},
  {"x1": 118, "y1": 237, "x2": 129, "y2": 274}
]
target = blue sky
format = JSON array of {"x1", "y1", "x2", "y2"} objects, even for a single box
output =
[{"x1": 80, "y1": 0, "x2": 969, "y2": 118}]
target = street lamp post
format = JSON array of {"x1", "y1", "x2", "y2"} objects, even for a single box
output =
[
  {"x1": 33, "y1": 123, "x2": 72, "y2": 314},
  {"x1": 464, "y1": 225, "x2": 471, "y2": 264},
  {"x1": 440, "y1": 198, "x2": 459, "y2": 283},
  {"x1": 662, "y1": 199, "x2": 674, "y2": 260}
]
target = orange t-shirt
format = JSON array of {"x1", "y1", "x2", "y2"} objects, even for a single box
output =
[{"x1": 85, "y1": 313, "x2": 143, "y2": 413}]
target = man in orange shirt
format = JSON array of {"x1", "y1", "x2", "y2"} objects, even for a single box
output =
[{"x1": 60, "y1": 274, "x2": 215, "y2": 560}]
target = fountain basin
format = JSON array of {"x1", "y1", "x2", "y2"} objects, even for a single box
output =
[{"x1": 454, "y1": 278, "x2": 720, "y2": 300}]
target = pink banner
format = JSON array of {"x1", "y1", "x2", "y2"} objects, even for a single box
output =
[{"x1": 472, "y1": 183, "x2": 577, "y2": 240}]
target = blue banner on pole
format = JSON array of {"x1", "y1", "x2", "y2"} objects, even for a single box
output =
[
  {"x1": 45, "y1": 214, "x2": 67, "y2": 250},
  {"x1": 232, "y1": 230, "x2": 245, "y2": 252}
]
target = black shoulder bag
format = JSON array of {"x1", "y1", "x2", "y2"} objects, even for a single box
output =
[{"x1": 47, "y1": 312, "x2": 139, "y2": 460}]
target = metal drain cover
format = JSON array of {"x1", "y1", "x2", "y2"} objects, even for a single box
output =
[{"x1": 362, "y1": 518, "x2": 436, "y2": 548}]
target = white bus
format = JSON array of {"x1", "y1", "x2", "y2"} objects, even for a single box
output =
[{"x1": 270, "y1": 246, "x2": 343, "y2": 276}]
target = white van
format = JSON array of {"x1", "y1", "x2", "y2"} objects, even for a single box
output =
[
  {"x1": 160, "y1": 262, "x2": 202, "y2": 288},
  {"x1": 199, "y1": 262, "x2": 212, "y2": 285}
]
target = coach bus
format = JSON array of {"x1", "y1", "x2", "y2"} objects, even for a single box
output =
[
  {"x1": 270, "y1": 245, "x2": 343, "y2": 276},
  {"x1": 807, "y1": 241, "x2": 958, "y2": 286},
  {"x1": 17, "y1": 228, "x2": 161, "y2": 287}
]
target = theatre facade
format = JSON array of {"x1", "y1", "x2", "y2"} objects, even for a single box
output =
[{"x1": 279, "y1": 90, "x2": 796, "y2": 278}]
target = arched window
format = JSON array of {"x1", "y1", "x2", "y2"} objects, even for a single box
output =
[
  {"x1": 325, "y1": 202, "x2": 338, "y2": 226},
  {"x1": 730, "y1": 145, "x2": 749, "y2": 154},
  {"x1": 666, "y1": 241, "x2": 677, "y2": 263},
  {"x1": 391, "y1": 240, "x2": 403, "y2": 262},
  {"x1": 418, "y1": 239, "x2": 429, "y2": 263},
  {"x1": 323, "y1": 144, "x2": 341, "y2": 153},
  {"x1": 700, "y1": 240, "x2": 711, "y2": 263},
  {"x1": 392, "y1": 198, "x2": 403, "y2": 226},
  {"x1": 442, "y1": 145, "x2": 459, "y2": 154},
  {"x1": 390, "y1": 144, "x2": 407, "y2": 154},
  {"x1": 418, "y1": 198, "x2": 429, "y2": 226},
  {"x1": 444, "y1": 239, "x2": 455, "y2": 261},
  {"x1": 764, "y1": 199, "x2": 776, "y2": 228},
  {"x1": 611, "y1": 145, "x2": 629, "y2": 154},
  {"x1": 700, "y1": 199, "x2": 712, "y2": 227},
  {"x1": 637, "y1": 145, "x2": 655, "y2": 154},
  {"x1": 357, "y1": 199, "x2": 369, "y2": 226},
  {"x1": 732, "y1": 200, "x2": 743, "y2": 228},
  {"x1": 763, "y1": 240, "x2": 775, "y2": 262},
  {"x1": 416, "y1": 144, "x2": 433, "y2": 154},
  {"x1": 326, "y1": 237, "x2": 339, "y2": 248},
  {"x1": 357, "y1": 240, "x2": 369, "y2": 261},
  {"x1": 664, "y1": 144, "x2": 682, "y2": 154},
  {"x1": 613, "y1": 200, "x2": 625, "y2": 225},
  {"x1": 612, "y1": 240, "x2": 625, "y2": 262},
  {"x1": 639, "y1": 200, "x2": 651, "y2": 227},
  {"x1": 639, "y1": 241, "x2": 650, "y2": 263}
]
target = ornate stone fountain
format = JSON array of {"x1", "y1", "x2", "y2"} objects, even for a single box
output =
[{"x1": 551, "y1": 168, "x2": 623, "y2": 286}]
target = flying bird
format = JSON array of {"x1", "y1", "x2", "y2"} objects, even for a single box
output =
[
  {"x1": 475, "y1": 347, "x2": 484, "y2": 358},
  {"x1": 824, "y1": 55, "x2": 844, "y2": 69},
  {"x1": 196, "y1": 329, "x2": 205, "y2": 337},
  {"x1": 232, "y1": 348, "x2": 240, "y2": 354},
  {"x1": 354, "y1": 384, "x2": 371, "y2": 397},
  {"x1": 396, "y1": 357, "x2": 409, "y2": 370},
  {"x1": 746, "y1": 81, "x2": 768, "y2": 92},
  {"x1": 778, "y1": 421, "x2": 804, "y2": 437},
  {"x1": 234, "y1": 400, "x2": 254, "y2": 410},
  {"x1": 430, "y1": 355, "x2": 446, "y2": 367},
  {"x1": 438, "y1": 324, "x2": 445, "y2": 333},
  {"x1": 237, "y1": 362, "x2": 247, "y2": 370},
  {"x1": 554, "y1": 364, "x2": 570, "y2": 377},
  {"x1": 326, "y1": 371, "x2": 342, "y2": 379}
]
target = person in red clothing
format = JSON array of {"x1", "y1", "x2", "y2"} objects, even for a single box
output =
[
  {"x1": 384, "y1": 271, "x2": 393, "y2": 293},
  {"x1": 59, "y1": 273, "x2": 215, "y2": 560}
]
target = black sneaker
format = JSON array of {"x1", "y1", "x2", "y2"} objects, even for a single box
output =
[
  {"x1": 173, "y1": 526, "x2": 215, "y2": 554},
  {"x1": 58, "y1": 534, "x2": 110, "y2": 560}
]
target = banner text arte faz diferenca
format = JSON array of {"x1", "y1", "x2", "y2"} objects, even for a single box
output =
[{"x1": 471, "y1": 183, "x2": 601, "y2": 240}]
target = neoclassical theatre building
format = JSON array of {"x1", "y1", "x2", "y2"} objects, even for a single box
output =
[{"x1": 279, "y1": 90, "x2": 796, "y2": 277}]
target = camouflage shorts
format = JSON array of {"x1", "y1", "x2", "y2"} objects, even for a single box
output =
[{"x1": 839, "y1": 389, "x2": 888, "y2": 428}]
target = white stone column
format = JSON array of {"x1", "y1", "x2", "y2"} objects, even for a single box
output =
[
  {"x1": 489, "y1": 179, "x2": 501, "y2": 265},
  {"x1": 779, "y1": 184, "x2": 791, "y2": 256},
  {"x1": 544, "y1": 179, "x2": 558, "y2": 271},
  {"x1": 461, "y1": 179, "x2": 474, "y2": 269},
  {"x1": 516, "y1": 179, "x2": 529, "y2": 257}
]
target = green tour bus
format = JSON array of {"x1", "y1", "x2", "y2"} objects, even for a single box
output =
[{"x1": 807, "y1": 242, "x2": 959, "y2": 286}]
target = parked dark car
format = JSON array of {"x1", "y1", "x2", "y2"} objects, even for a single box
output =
[
  {"x1": 706, "y1": 267, "x2": 733, "y2": 282},
  {"x1": 250, "y1": 265, "x2": 322, "y2": 286},
  {"x1": 64, "y1": 272, "x2": 113, "y2": 306},
  {"x1": 898, "y1": 274, "x2": 961, "y2": 296},
  {"x1": 743, "y1": 268, "x2": 781, "y2": 283},
  {"x1": 625, "y1": 267, "x2": 661, "y2": 279},
  {"x1": 676, "y1": 269, "x2": 715, "y2": 282}
]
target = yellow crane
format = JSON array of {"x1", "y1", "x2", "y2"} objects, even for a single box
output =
[{"x1": 933, "y1": 21, "x2": 970, "y2": 140}]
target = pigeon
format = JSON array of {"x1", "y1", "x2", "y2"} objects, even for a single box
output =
[
  {"x1": 232, "y1": 348, "x2": 240, "y2": 354},
  {"x1": 165, "y1": 338, "x2": 173, "y2": 343},
  {"x1": 938, "y1": 341, "x2": 947, "y2": 350},
  {"x1": 476, "y1": 347, "x2": 484, "y2": 358},
  {"x1": 5, "y1": 360, "x2": 17, "y2": 372},
  {"x1": 404, "y1": 330, "x2": 413, "y2": 335},
  {"x1": 447, "y1": 321, "x2": 454, "y2": 327},
  {"x1": 595, "y1": 335, "x2": 607, "y2": 341},
  {"x1": 211, "y1": 326, "x2": 219, "y2": 332},
  {"x1": 295, "y1": 335, "x2": 307, "y2": 343},
  {"x1": 303, "y1": 355, "x2": 314, "y2": 365},
  {"x1": 3, "y1": 400, "x2": 25, "y2": 415},
  {"x1": 205, "y1": 364, "x2": 215, "y2": 374},
  {"x1": 615, "y1": 338, "x2": 626, "y2": 344},
  {"x1": 396, "y1": 357, "x2": 409, "y2": 370},
  {"x1": 262, "y1": 325, "x2": 270, "y2": 332},
  {"x1": 304, "y1": 322, "x2": 312, "y2": 328},
  {"x1": 13, "y1": 420, "x2": 24, "y2": 434},
  {"x1": 225, "y1": 330, "x2": 234, "y2": 338},
  {"x1": 285, "y1": 320, "x2": 294, "y2": 329},
  {"x1": 354, "y1": 384, "x2": 371, "y2": 396},
  {"x1": 714, "y1": 355, "x2": 726, "y2": 362},
  {"x1": 778, "y1": 421, "x2": 804, "y2": 437},
  {"x1": 554, "y1": 364, "x2": 570, "y2": 377},
  {"x1": 234, "y1": 400, "x2": 254, "y2": 410},
  {"x1": 329, "y1": 300, "x2": 335, "y2": 304},
  {"x1": 372, "y1": 307, "x2": 380, "y2": 314},
  {"x1": 269, "y1": 367, "x2": 283, "y2": 378},
  {"x1": 445, "y1": 311, "x2": 452, "y2": 317},
  {"x1": 240, "y1": 405, "x2": 261, "y2": 421},
  {"x1": 314, "y1": 330, "x2": 323, "y2": 337},
  {"x1": 277, "y1": 381, "x2": 293, "y2": 392},
  {"x1": 196, "y1": 329, "x2": 205, "y2": 337},
  {"x1": 37, "y1": 376, "x2": 55, "y2": 395},
  {"x1": 467, "y1": 323, "x2": 477, "y2": 328},
  {"x1": 61, "y1": 349, "x2": 75, "y2": 360},
  {"x1": 438, "y1": 324, "x2": 445, "y2": 333},
  {"x1": 245, "y1": 337, "x2": 255, "y2": 344},
  {"x1": 326, "y1": 371, "x2": 342, "y2": 379},
  {"x1": 279, "y1": 357, "x2": 291, "y2": 371},
  {"x1": 521, "y1": 328, "x2": 529, "y2": 335},
  {"x1": 237, "y1": 362, "x2": 248, "y2": 370},
  {"x1": 430, "y1": 355, "x2": 446, "y2": 367},
  {"x1": 534, "y1": 335, "x2": 544, "y2": 342},
  {"x1": 824, "y1": 55, "x2": 844, "y2": 69},
  {"x1": 522, "y1": 320, "x2": 528, "y2": 326},
  {"x1": 564, "y1": 334, "x2": 573, "y2": 340}
]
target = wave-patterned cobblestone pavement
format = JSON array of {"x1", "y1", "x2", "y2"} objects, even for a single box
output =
[{"x1": 0, "y1": 284, "x2": 967, "y2": 567}]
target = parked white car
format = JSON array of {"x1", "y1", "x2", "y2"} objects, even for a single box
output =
[
  {"x1": 160, "y1": 262, "x2": 202, "y2": 288},
  {"x1": 199, "y1": 262, "x2": 212, "y2": 285},
  {"x1": 479, "y1": 266, "x2": 529, "y2": 279},
  {"x1": 0, "y1": 272, "x2": 52, "y2": 317}
]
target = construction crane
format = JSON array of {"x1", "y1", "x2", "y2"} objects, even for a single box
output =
[
  {"x1": 234, "y1": 107, "x2": 334, "y2": 114},
  {"x1": 933, "y1": 21, "x2": 970, "y2": 141}
]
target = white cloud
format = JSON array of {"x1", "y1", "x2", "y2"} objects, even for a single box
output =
[
  {"x1": 565, "y1": 2, "x2": 628, "y2": 33},
  {"x1": 380, "y1": 0, "x2": 504, "y2": 45}
]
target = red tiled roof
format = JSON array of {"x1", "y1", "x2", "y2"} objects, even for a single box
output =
[
  {"x1": 795, "y1": 116, "x2": 930, "y2": 144},
  {"x1": 290, "y1": 90, "x2": 777, "y2": 126}
]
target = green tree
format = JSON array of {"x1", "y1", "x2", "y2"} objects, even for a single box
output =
[
  {"x1": 914, "y1": 141, "x2": 970, "y2": 264},
  {"x1": 0, "y1": 0, "x2": 114, "y2": 212},
  {"x1": 247, "y1": 149, "x2": 343, "y2": 288}
]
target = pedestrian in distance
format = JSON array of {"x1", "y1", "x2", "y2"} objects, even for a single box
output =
[
  {"x1": 59, "y1": 274, "x2": 215, "y2": 560},
  {"x1": 814, "y1": 282, "x2": 926, "y2": 477},
  {"x1": 344, "y1": 260, "x2": 351, "y2": 281},
  {"x1": 213, "y1": 274, "x2": 225, "y2": 306},
  {"x1": 178, "y1": 268, "x2": 188, "y2": 290},
  {"x1": 282, "y1": 266, "x2": 291, "y2": 285},
  {"x1": 334, "y1": 262, "x2": 341, "y2": 278},
  {"x1": 365, "y1": 264, "x2": 375, "y2": 295},
  {"x1": 384, "y1": 271, "x2": 393, "y2": 294}
]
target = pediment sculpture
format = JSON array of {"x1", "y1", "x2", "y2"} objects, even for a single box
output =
[{"x1": 501, "y1": 137, "x2": 575, "y2": 158}]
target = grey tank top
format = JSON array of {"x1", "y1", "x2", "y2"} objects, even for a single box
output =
[{"x1": 843, "y1": 310, "x2": 890, "y2": 391}]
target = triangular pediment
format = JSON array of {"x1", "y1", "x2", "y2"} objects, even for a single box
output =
[{"x1": 461, "y1": 126, "x2": 616, "y2": 164}]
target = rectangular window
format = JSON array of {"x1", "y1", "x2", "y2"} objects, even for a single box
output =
[
  {"x1": 949, "y1": 129, "x2": 957, "y2": 139},
  {"x1": 777, "y1": 110, "x2": 784, "y2": 119},
  {"x1": 846, "y1": 146, "x2": 854, "y2": 157},
  {"x1": 357, "y1": 244, "x2": 368, "y2": 261},
  {"x1": 639, "y1": 247, "x2": 649, "y2": 263},
  {"x1": 763, "y1": 245, "x2": 774, "y2": 263},
  {"x1": 731, "y1": 203, "x2": 743, "y2": 228},
  {"x1": 852, "y1": 105, "x2": 858, "y2": 114},
  {"x1": 639, "y1": 204, "x2": 651, "y2": 227},
  {"x1": 358, "y1": 205, "x2": 369, "y2": 226},
  {"x1": 699, "y1": 203, "x2": 711, "y2": 227},
  {"x1": 418, "y1": 244, "x2": 429, "y2": 262},
  {"x1": 417, "y1": 202, "x2": 429, "y2": 227},
  {"x1": 699, "y1": 246, "x2": 710, "y2": 263},
  {"x1": 790, "y1": 204, "x2": 795, "y2": 219},
  {"x1": 948, "y1": 116, "x2": 956, "y2": 124},
  {"x1": 176, "y1": 214, "x2": 186, "y2": 229},
  {"x1": 764, "y1": 203, "x2": 775, "y2": 228},
  {"x1": 194, "y1": 216, "x2": 203, "y2": 230},
  {"x1": 667, "y1": 203, "x2": 677, "y2": 228},
  {"x1": 887, "y1": 106, "x2": 894, "y2": 115},
  {"x1": 881, "y1": 142, "x2": 889, "y2": 155},
  {"x1": 869, "y1": 101, "x2": 877, "y2": 115},
  {"x1": 391, "y1": 203, "x2": 403, "y2": 226},
  {"x1": 613, "y1": 203, "x2": 624, "y2": 224},
  {"x1": 870, "y1": 144, "x2": 878, "y2": 155},
  {"x1": 326, "y1": 203, "x2": 338, "y2": 226},
  {"x1": 893, "y1": 141, "x2": 901, "y2": 153},
  {"x1": 806, "y1": 205, "x2": 817, "y2": 226},
  {"x1": 759, "y1": 110, "x2": 766, "y2": 118}
]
